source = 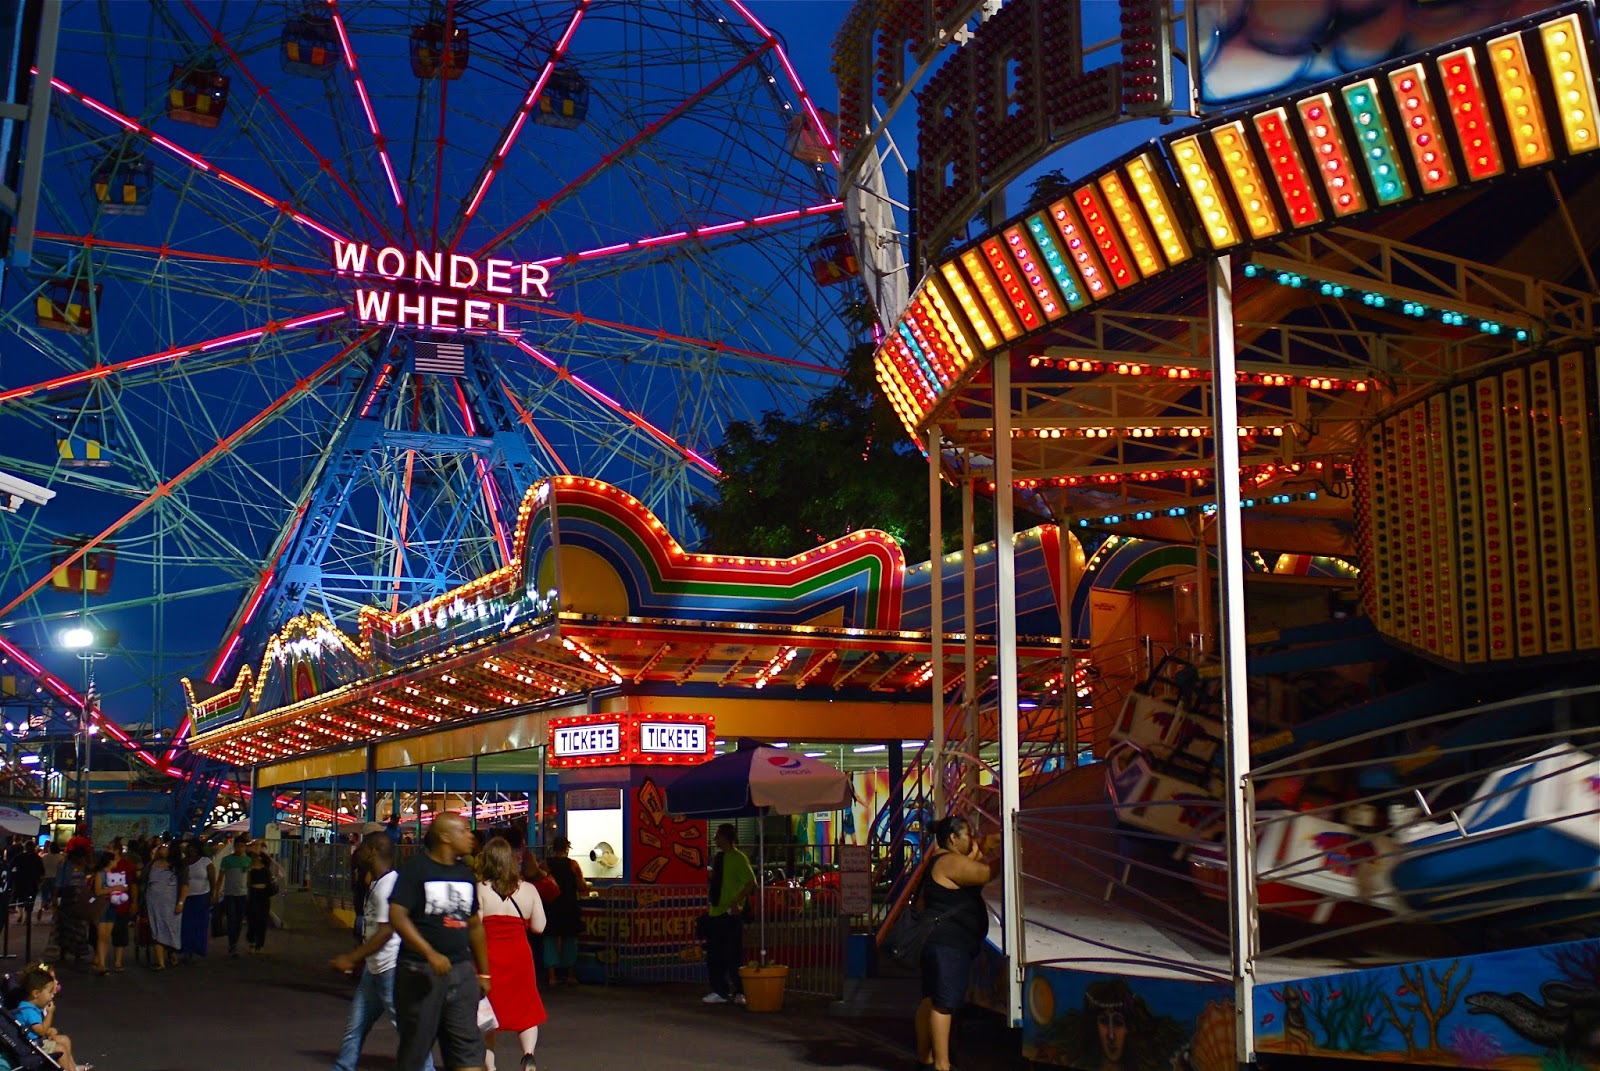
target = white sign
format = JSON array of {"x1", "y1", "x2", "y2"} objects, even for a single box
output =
[
  {"x1": 334, "y1": 242, "x2": 553, "y2": 333},
  {"x1": 839, "y1": 844, "x2": 872, "y2": 915},
  {"x1": 638, "y1": 722, "x2": 707, "y2": 754},
  {"x1": 552, "y1": 723, "x2": 621, "y2": 758}
]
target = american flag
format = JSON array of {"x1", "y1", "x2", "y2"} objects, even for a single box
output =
[{"x1": 413, "y1": 339, "x2": 467, "y2": 376}]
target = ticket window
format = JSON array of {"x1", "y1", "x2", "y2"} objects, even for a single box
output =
[{"x1": 565, "y1": 786, "x2": 624, "y2": 881}]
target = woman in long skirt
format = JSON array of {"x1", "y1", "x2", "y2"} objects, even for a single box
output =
[
  {"x1": 179, "y1": 841, "x2": 215, "y2": 960},
  {"x1": 477, "y1": 837, "x2": 547, "y2": 1071},
  {"x1": 51, "y1": 848, "x2": 92, "y2": 964},
  {"x1": 143, "y1": 841, "x2": 185, "y2": 970}
]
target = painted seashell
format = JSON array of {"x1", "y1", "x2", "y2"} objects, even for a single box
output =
[{"x1": 1187, "y1": 998, "x2": 1238, "y2": 1071}]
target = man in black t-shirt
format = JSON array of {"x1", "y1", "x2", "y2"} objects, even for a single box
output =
[{"x1": 388, "y1": 812, "x2": 490, "y2": 1071}]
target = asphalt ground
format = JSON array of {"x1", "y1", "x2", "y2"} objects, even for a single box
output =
[{"x1": 15, "y1": 896, "x2": 1023, "y2": 1071}]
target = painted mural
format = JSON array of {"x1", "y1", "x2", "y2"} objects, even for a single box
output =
[
  {"x1": 1254, "y1": 938, "x2": 1600, "y2": 1069},
  {"x1": 628, "y1": 774, "x2": 706, "y2": 885},
  {"x1": 1023, "y1": 967, "x2": 1237, "y2": 1071}
]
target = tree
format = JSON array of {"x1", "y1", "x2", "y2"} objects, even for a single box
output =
[{"x1": 689, "y1": 306, "x2": 996, "y2": 563}]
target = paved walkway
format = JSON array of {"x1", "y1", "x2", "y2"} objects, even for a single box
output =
[{"x1": 13, "y1": 896, "x2": 1021, "y2": 1071}]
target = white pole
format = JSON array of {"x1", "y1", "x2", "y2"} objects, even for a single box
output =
[
  {"x1": 962, "y1": 466, "x2": 978, "y2": 796},
  {"x1": 928, "y1": 429, "x2": 946, "y2": 814},
  {"x1": 1209, "y1": 255, "x2": 1258, "y2": 1063},
  {"x1": 993, "y1": 354, "x2": 1025, "y2": 1027},
  {"x1": 757, "y1": 812, "x2": 767, "y2": 966}
]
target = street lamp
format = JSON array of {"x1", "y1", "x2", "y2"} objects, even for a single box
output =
[{"x1": 58, "y1": 625, "x2": 108, "y2": 832}]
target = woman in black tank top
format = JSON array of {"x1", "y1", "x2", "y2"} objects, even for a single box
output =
[{"x1": 914, "y1": 815, "x2": 999, "y2": 1071}]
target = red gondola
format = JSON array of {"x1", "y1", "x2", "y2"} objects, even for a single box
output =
[
  {"x1": 36, "y1": 279, "x2": 101, "y2": 335},
  {"x1": 50, "y1": 539, "x2": 117, "y2": 596},
  {"x1": 807, "y1": 234, "x2": 860, "y2": 287},
  {"x1": 282, "y1": 14, "x2": 340, "y2": 79},
  {"x1": 168, "y1": 64, "x2": 230, "y2": 128}
]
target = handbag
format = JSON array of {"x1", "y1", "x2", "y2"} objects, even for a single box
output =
[
  {"x1": 883, "y1": 900, "x2": 943, "y2": 969},
  {"x1": 70, "y1": 889, "x2": 101, "y2": 925}
]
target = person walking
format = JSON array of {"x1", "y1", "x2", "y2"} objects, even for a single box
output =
[
  {"x1": 12, "y1": 841, "x2": 43, "y2": 923},
  {"x1": 39, "y1": 843, "x2": 61, "y2": 919},
  {"x1": 244, "y1": 840, "x2": 279, "y2": 954},
  {"x1": 701, "y1": 823, "x2": 755, "y2": 1006},
  {"x1": 51, "y1": 847, "x2": 92, "y2": 965},
  {"x1": 142, "y1": 840, "x2": 184, "y2": 970},
  {"x1": 330, "y1": 833, "x2": 436, "y2": 1071},
  {"x1": 217, "y1": 834, "x2": 252, "y2": 957},
  {"x1": 388, "y1": 813, "x2": 492, "y2": 1071},
  {"x1": 180, "y1": 840, "x2": 216, "y2": 962},
  {"x1": 912, "y1": 815, "x2": 1000, "y2": 1071},
  {"x1": 539, "y1": 837, "x2": 585, "y2": 988},
  {"x1": 476, "y1": 837, "x2": 546, "y2": 1071}
]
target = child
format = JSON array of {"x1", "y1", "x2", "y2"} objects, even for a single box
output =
[{"x1": 11, "y1": 964, "x2": 92, "y2": 1071}]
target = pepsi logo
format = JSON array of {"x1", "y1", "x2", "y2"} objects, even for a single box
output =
[{"x1": 768, "y1": 755, "x2": 803, "y2": 769}]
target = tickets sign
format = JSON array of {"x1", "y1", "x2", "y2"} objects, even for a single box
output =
[{"x1": 547, "y1": 712, "x2": 714, "y2": 768}]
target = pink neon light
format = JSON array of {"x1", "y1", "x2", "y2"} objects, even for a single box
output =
[
  {"x1": 52, "y1": 74, "x2": 348, "y2": 245},
  {"x1": 328, "y1": 0, "x2": 405, "y2": 210},
  {"x1": 695, "y1": 220, "x2": 748, "y2": 237},
  {"x1": 0, "y1": 309, "x2": 345, "y2": 404},
  {"x1": 725, "y1": 0, "x2": 839, "y2": 168},
  {"x1": 636, "y1": 232, "x2": 689, "y2": 247},
  {"x1": 752, "y1": 208, "x2": 806, "y2": 224},
  {"x1": 456, "y1": 3, "x2": 589, "y2": 240},
  {"x1": 578, "y1": 242, "x2": 632, "y2": 258}
]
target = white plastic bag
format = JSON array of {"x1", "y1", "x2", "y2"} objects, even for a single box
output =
[{"x1": 477, "y1": 995, "x2": 498, "y2": 1032}]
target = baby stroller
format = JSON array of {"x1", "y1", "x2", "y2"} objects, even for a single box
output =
[{"x1": 0, "y1": 974, "x2": 61, "y2": 1070}]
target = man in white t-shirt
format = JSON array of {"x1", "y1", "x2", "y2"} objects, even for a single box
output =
[{"x1": 330, "y1": 834, "x2": 435, "y2": 1071}]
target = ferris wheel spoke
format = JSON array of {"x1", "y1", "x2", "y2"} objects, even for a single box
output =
[
  {"x1": 48, "y1": 74, "x2": 353, "y2": 247},
  {"x1": 0, "y1": 309, "x2": 347, "y2": 405},
  {"x1": 446, "y1": 0, "x2": 591, "y2": 252},
  {"x1": 426, "y1": 0, "x2": 466, "y2": 248},
  {"x1": 509, "y1": 337, "x2": 720, "y2": 478},
  {"x1": 525, "y1": 200, "x2": 843, "y2": 272},
  {"x1": 0, "y1": 329, "x2": 372, "y2": 624},
  {"x1": 325, "y1": 0, "x2": 406, "y2": 219},
  {"x1": 33, "y1": 232, "x2": 339, "y2": 285},
  {"x1": 448, "y1": 378, "x2": 511, "y2": 564},
  {"x1": 496, "y1": 380, "x2": 571, "y2": 476},
  {"x1": 179, "y1": 0, "x2": 394, "y2": 246},
  {"x1": 724, "y1": 0, "x2": 840, "y2": 170}
]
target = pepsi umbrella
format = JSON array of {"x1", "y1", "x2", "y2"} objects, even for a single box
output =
[{"x1": 666, "y1": 743, "x2": 851, "y2": 963}]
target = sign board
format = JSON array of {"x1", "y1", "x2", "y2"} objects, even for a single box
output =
[
  {"x1": 334, "y1": 242, "x2": 554, "y2": 333},
  {"x1": 547, "y1": 712, "x2": 715, "y2": 768},
  {"x1": 839, "y1": 844, "x2": 872, "y2": 915},
  {"x1": 552, "y1": 722, "x2": 621, "y2": 760},
  {"x1": 638, "y1": 721, "x2": 707, "y2": 755}
]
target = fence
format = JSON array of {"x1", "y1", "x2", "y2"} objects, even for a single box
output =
[{"x1": 580, "y1": 883, "x2": 847, "y2": 999}]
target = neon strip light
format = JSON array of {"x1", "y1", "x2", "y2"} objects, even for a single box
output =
[
  {"x1": 1438, "y1": 49, "x2": 1504, "y2": 180},
  {"x1": 50, "y1": 73, "x2": 352, "y2": 245},
  {"x1": 727, "y1": 0, "x2": 840, "y2": 169},
  {"x1": 1073, "y1": 185, "x2": 1137, "y2": 286},
  {"x1": 1488, "y1": 31, "x2": 1554, "y2": 168},
  {"x1": 1046, "y1": 199, "x2": 1113, "y2": 297},
  {"x1": 511, "y1": 338, "x2": 720, "y2": 477},
  {"x1": 1539, "y1": 14, "x2": 1599, "y2": 156},
  {"x1": 1296, "y1": 92, "x2": 1366, "y2": 216},
  {"x1": 1122, "y1": 153, "x2": 1190, "y2": 264},
  {"x1": 0, "y1": 309, "x2": 346, "y2": 404},
  {"x1": 1001, "y1": 225, "x2": 1064, "y2": 321},
  {"x1": 459, "y1": 3, "x2": 590, "y2": 229},
  {"x1": 1389, "y1": 64, "x2": 1457, "y2": 192},
  {"x1": 326, "y1": 0, "x2": 404, "y2": 210},
  {"x1": 1341, "y1": 79, "x2": 1410, "y2": 205},
  {"x1": 1242, "y1": 263, "x2": 1530, "y2": 340},
  {"x1": 938, "y1": 262, "x2": 1000, "y2": 348},
  {"x1": 1023, "y1": 214, "x2": 1087, "y2": 310},
  {"x1": 958, "y1": 250, "x2": 1022, "y2": 339},
  {"x1": 1095, "y1": 173, "x2": 1162, "y2": 277},
  {"x1": 980, "y1": 236, "x2": 1043, "y2": 332},
  {"x1": 1253, "y1": 107, "x2": 1323, "y2": 227},
  {"x1": 527, "y1": 202, "x2": 842, "y2": 267},
  {"x1": 1170, "y1": 135, "x2": 1240, "y2": 247},
  {"x1": 1211, "y1": 120, "x2": 1281, "y2": 238}
]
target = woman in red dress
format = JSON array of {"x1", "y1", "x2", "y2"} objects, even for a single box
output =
[{"x1": 476, "y1": 836, "x2": 548, "y2": 1071}]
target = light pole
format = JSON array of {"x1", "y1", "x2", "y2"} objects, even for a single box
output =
[{"x1": 58, "y1": 626, "x2": 106, "y2": 832}]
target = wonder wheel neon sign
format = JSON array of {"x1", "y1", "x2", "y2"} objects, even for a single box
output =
[{"x1": 333, "y1": 241, "x2": 554, "y2": 333}]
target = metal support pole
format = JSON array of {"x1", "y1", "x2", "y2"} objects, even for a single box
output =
[
  {"x1": 961, "y1": 464, "x2": 978, "y2": 796},
  {"x1": 536, "y1": 746, "x2": 547, "y2": 848},
  {"x1": 927, "y1": 428, "x2": 946, "y2": 813},
  {"x1": 469, "y1": 754, "x2": 479, "y2": 830},
  {"x1": 1195, "y1": 517, "x2": 1212, "y2": 654},
  {"x1": 363, "y1": 746, "x2": 378, "y2": 823},
  {"x1": 11, "y1": 2, "x2": 58, "y2": 265},
  {"x1": 1059, "y1": 522, "x2": 1077, "y2": 763},
  {"x1": 887, "y1": 738, "x2": 905, "y2": 884},
  {"x1": 993, "y1": 353, "x2": 1024, "y2": 1028},
  {"x1": 416, "y1": 764, "x2": 425, "y2": 838},
  {"x1": 1209, "y1": 255, "x2": 1258, "y2": 1064}
]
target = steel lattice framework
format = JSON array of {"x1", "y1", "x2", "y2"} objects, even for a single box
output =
[{"x1": 0, "y1": 0, "x2": 857, "y2": 770}]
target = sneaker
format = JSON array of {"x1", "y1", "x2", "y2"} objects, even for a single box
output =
[
  {"x1": 701, "y1": 992, "x2": 728, "y2": 1004},
  {"x1": 733, "y1": 994, "x2": 747, "y2": 1006}
]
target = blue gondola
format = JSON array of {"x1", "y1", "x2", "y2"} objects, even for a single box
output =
[
  {"x1": 533, "y1": 69, "x2": 589, "y2": 130},
  {"x1": 91, "y1": 153, "x2": 152, "y2": 215},
  {"x1": 282, "y1": 14, "x2": 340, "y2": 79}
]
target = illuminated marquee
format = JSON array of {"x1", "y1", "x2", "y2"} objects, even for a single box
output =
[
  {"x1": 333, "y1": 241, "x2": 553, "y2": 332},
  {"x1": 547, "y1": 712, "x2": 715, "y2": 768}
]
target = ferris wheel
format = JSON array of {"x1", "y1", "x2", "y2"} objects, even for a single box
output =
[{"x1": 0, "y1": 0, "x2": 857, "y2": 742}]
